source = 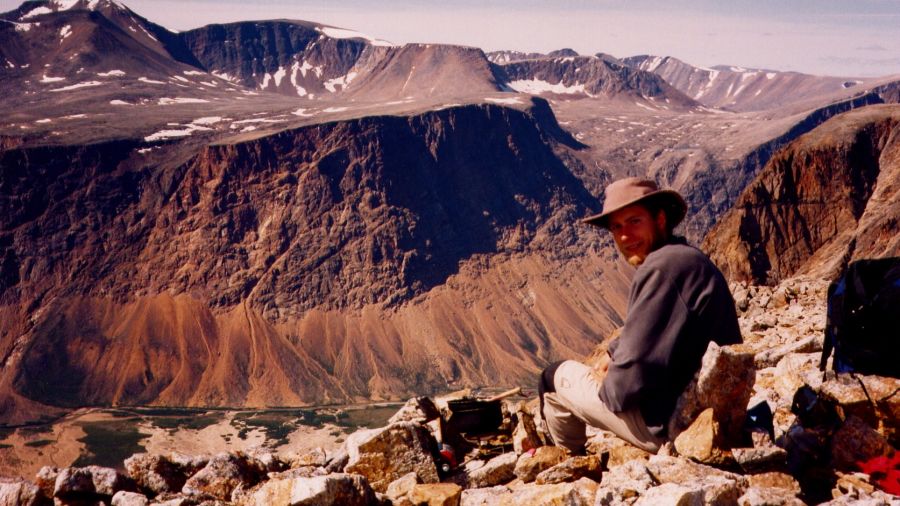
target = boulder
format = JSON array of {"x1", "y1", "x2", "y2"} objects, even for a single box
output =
[
  {"x1": 181, "y1": 453, "x2": 265, "y2": 500},
  {"x1": 0, "y1": 478, "x2": 49, "y2": 506},
  {"x1": 111, "y1": 490, "x2": 150, "y2": 506},
  {"x1": 596, "y1": 459, "x2": 656, "y2": 504},
  {"x1": 54, "y1": 466, "x2": 137, "y2": 500},
  {"x1": 732, "y1": 445, "x2": 788, "y2": 474},
  {"x1": 385, "y1": 472, "x2": 419, "y2": 501},
  {"x1": 668, "y1": 342, "x2": 756, "y2": 445},
  {"x1": 33, "y1": 467, "x2": 58, "y2": 500},
  {"x1": 124, "y1": 453, "x2": 191, "y2": 495},
  {"x1": 645, "y1": 455, "x2": 747, "y2": 504},
  {"x1": 632, "y1": 482, "x2": 704, "y2": 505},
  {"x1": 291, "y1": 448, "x2": 327, "y2": 469},
  {"x1": 239, "y1": 473, "x2": 376, "y2": 506},
  {"x1": 673, "y1": 407, "x2": 732, "y2": 465},
  {"x1": 534, "y1": 455, "x2": 602, "y2": 485},
  {"x1": 819, "y1": 374, "x2": 900, "y2": 446},
  {"x1": 830, "y1": 416, "x2": 895, "y2": 471},
  {"x1": 407, "y1": 483, "x2": 462, "y2": 506},
  {"x1": 462, "y1": 452, "x2": 516, "y2": 489},
  {"x1": 502, "y1": 477, "x2": 597, "y2": 506},
  {"x1": 459, "y1": 486, "x2": 510, "y2": 506},
  {"x1": 344, "y1": 422, "x2": 440, "y2": 493},
  {"x1": 512, "y1": 446, "x2": 567, "y2": 483}
]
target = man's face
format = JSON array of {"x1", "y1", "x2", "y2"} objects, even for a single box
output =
[{"x1": 607, "y1": 204, "x2": 668, "y2": 266}]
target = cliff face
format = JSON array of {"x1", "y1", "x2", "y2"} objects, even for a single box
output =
[
  {"x1": 0, "y1": 101, "x2": 632, "y2": 418},
  {"x1": 703, "y1": 104, "x2": 900, "y2": 284}
]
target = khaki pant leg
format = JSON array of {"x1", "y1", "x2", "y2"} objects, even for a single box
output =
[{"x1": 542, "y1": 360, "x2": 664, "y2": 454}]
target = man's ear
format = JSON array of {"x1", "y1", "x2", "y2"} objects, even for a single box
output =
[{"x1": 655, "y1": 209, "x2": 668, "y2": 232}]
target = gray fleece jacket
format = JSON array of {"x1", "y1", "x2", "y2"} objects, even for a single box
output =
[{"x1": 599, "y1": 237, "x2": 742, "y2": 437}]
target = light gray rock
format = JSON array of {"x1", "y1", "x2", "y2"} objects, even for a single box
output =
[
  {"x1": 596, "y1": 460, "x2": 657, "y2": 504},
  {"x1": 668, "y1": 342, "x2": 756, "y2": 446},
  {"x1": 513, "y1": 446, "x2": 568, "y2": 483},
  {"x1": 632, "y1": 482, "x2": 703, "y2": 506},
  {"x1": 504, "y1": 477, "x2": 597, "y2": 506},
  {"x1": 125, "y1": 453, "x2": 190, "y2": 495},
  {"x1": 181, "y1": 453, "x2": 264, "y2": 500},
  {"x1": 385, "y1": 471, "x2": 418, "y2": 501},
  {"x1": 55, "y1": 465, "x2": 136, "y2": 498},
  {"x1": 240, "y1": 473, "x2": 376, "y2": 506},
  {"x1": 112, "y1": 490, "x2": 150, "y2": 506},
  {"x1": 460, "y1": 485, "x2": 511, "y2": 506},
  {"x1": 464, "y1": 451, "x2": 516, "y2": 488},
  {"x1": 535, "y1": 455, "x2": 603, "y2": 485},
  {"x1": 755, "y1": 336, "x2": 821, "y2": 368},
  {"x1": 0, "y1": 477, "x2": 47, "y2": 506},
  {"x1": 738, "y1": 486, "x2": 805, "y2": 506},
  {"x1": 343, "y1": 422, "x2": 439, "y2": 493}
]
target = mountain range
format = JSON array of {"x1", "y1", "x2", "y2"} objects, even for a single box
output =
[{"x1": 2, "y1": 0, "x2": 899, "y2": 424}]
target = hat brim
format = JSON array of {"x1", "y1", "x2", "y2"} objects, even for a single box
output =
[{"x1": 582, "y1": 190, "x2": 687, "y2": 229}]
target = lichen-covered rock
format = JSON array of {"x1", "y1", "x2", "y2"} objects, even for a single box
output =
[
  {"x1": 111, "y1": 490, "x2": 150, "y2": 506},
  {"x1": 502, "y1": 477, "x2": 597, "y2": 506},
  {"x1": 238, "y1": 473, "x2": 376, "y2": 506},
  {"x1": 33, "y1": 467, "x2": 58, "y2": 500},
  {"x1": 408, "y1": 483, "x2": 462, "y2": 506},
  {"x1": 291, "y1": 448, "x2": 327, "y2": 469},
  {"x1": 463, "y1": 452, "x2": 516, "y2": 489},
  {"x1": 534, "y1": 455, "x2": 602, "y2": 485},
  {"x1": 632, "y1": 482, "x2": 704, "y2": 505},
  {"x1": 0, "y1": 478, "x2": 49, "y2": 506},
  {"x1": 385, "y1": 472, "x2": 419, "y2": 501},
  {"x1": 513, "y1": 446, "x2": 568, "y2": 483},
  {"x1": 181, "y1": 453, "x2": 265, "y2": 500},
  {"x1": 459, "y1": 485, "x2": 510, "y2": 506},
  {"x1": 596, "y1": 459, "x2": 657, "y2": 504},
  {"x1": 668, "y1": 342, "x2": 756, "y2": 445},
  {"x1": 54, "y1": 465, "x2": 137, "y2": 499},
  {"x1": 645, "y1": 455, "x2": 748, "y2": 504},
  {"x1": 125, "y1": 453, "x2": 192, "y2": 495},
  {"x1": 344, "y1": 422, "x2": 439, "y2": 493},
  {"x1": 673, "y1": 407, "x2": 732, "y2": 465}
]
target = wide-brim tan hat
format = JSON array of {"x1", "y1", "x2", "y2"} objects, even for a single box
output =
[{"x1": 582, "y1": 177, "x2": 687, "y2": 229}]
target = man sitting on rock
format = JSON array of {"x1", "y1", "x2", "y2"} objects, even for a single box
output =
[{"x1": 539, "y1": 177, "x2": 742, "y2": 454}]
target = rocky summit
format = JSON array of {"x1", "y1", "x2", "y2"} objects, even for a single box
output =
[
  {"x1": 1, "y1": 277, "x2": 898, "y2": 505},
  {"x1": 1, "y1": 2, "x2": 900, "y2": 503}
]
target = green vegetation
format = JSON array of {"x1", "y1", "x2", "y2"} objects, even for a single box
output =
[
  {"x1": 231, "y1": 411, "x2": 304, "y2": 446},
  {"x1": 24, "y1": 439, "x2": 55, "y2": 448},
  {"x1": 72, "y1": 419, "x2": 148, "y2": 469},
  {"x1": 146, "y1": 411, "x2": 225, "y2": 432},
  {"x1": 0, "y1": 443, "x2": 13, "y2": 449},
  {"x1": 334, "y1": 405, "x2": 399, "y2": 430}
]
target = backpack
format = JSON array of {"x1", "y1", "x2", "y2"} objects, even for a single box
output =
[{"x1": 820, "y1": 257, "x2": 900, "y2": 378}]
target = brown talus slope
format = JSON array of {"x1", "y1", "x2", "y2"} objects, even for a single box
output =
[
  {"x1": 703, "y1": 104, "x2": 900, "y2": 284},
  {"x1": 0, "y1": 101, "x2": 632, "y2": 420}
]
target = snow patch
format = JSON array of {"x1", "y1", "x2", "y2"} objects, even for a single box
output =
[
  {"x1": 324, "y1": 71, "x2": 357, "y2": 93},
  {"x1": 273, "y1": 66, "x2": 287, "y2": 86},
  {"x1": 54, "y1": 0, "x2": 80, "y2": 10},
  {"x1": 139, "y1": 77, "x2": 166, "y2": 84},
  {"x1": 63, "y1": 114, "x2": 86, "y2": 119},
  {"x1": 506, "y1": 78, "x2": 590, "y2": 96},
  {"x1": 22, "y1": 6, "x2": 52, "y2": 19},
  {"x1": 323, "y1": 107, "x2": 348, "y2": 113},
  {"x1": 191, "y1": 116, "x2": 225, "y2": 125},
  {"x1": 766, "y1": 72, "x2": 776, "y2": 80},
  {"x1": 260, "y1": 72, "x2": 272, "y2": 89},
  {"x1": 485, "y1": 97, "x2": 522, "y2": 105},
  {"x1": 40, "y1": 75, "x2": 66, "y2": 83},
  {"x1": 59, "y1": 25, "x2": 72, "y2": 40},
  {"x1": 98, "y1": 69, "x2": 125, "y2": 77},
  {"x1": 211, "y1": 71, "x2": 237, "y2": 83},
  {"x1": 35, "y1": 118, "x2": 52, "y2": 123},
  {"x1": 50, "y1": 81, "x2": 103, "y2": 91},
  {"x1": 183, "y1": 70, "x2": 206, "y2": 76},
  {"x1": 292, "y1": 108, "x2": 314, "y2": 117},
  {"x1": 12, "y1": 21, "x2": 38, "y2": 32},
  {"x1": 171, "y1": 75, "x2": 190, "y2": 83},
  {"x1": 316, "y1": 26, "x2": 393, "y2": 46},
  {"x1": 110, "y1": 99, "x2": 130, "y2": 105},
  {"x1": 157, "y1": 97, "x2": 210, "y2": 105}
]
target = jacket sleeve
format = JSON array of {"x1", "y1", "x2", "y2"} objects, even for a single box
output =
[{"x1": 599, "y1": 261, "x2": 688, "y2": 413}]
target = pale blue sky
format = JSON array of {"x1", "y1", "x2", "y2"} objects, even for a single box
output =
[{"x1": 4, "y1": 0, "x2": 900, "y2": 77}]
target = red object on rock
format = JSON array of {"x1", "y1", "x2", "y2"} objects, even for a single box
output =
[{"x1": 857, "y1": 451, "x2": 900, "y2": 495}]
